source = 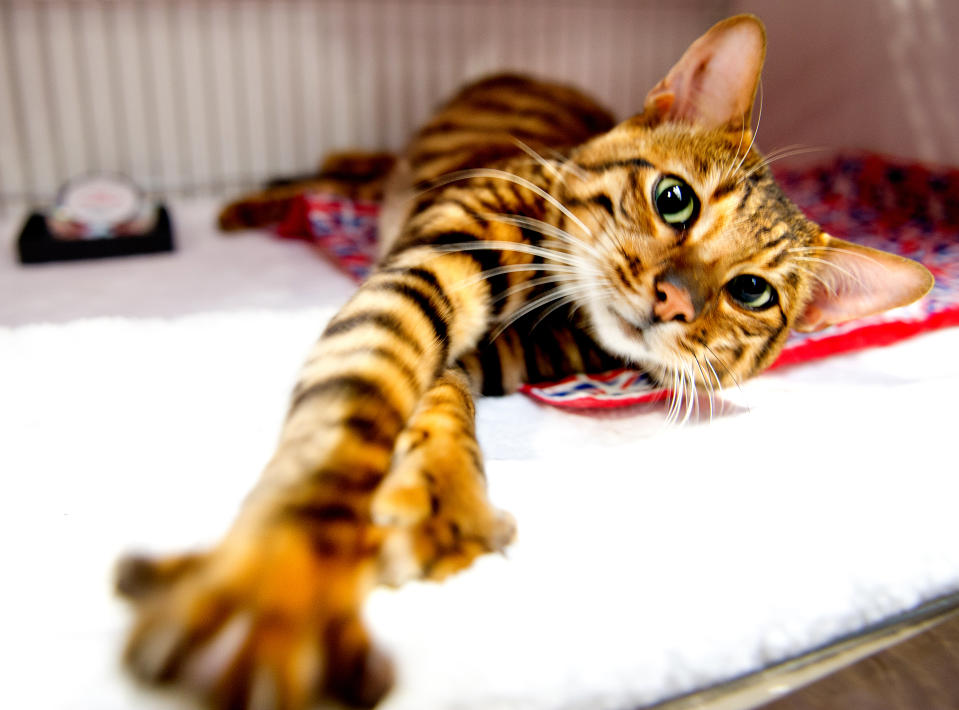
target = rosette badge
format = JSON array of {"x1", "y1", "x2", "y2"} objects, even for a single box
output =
[{"x1": 48, "y1": 174, "x2": 155, "y2": 240}]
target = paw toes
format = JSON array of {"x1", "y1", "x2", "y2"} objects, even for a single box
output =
[
  {"x1": 125, "y1": 591, "x2": 234, "y2": 686},
  {"x1": 346, "y1": 642, "x2": 394, "y2": 709},
  {"x1": 325, "y1": 618, "x2": 394, "y2": 709},
  {"x1": 115, "y1": 551, "x2": 206, "y2": 600},
  {"x1": 425, "y1": 545, "x2": 483, "y2": 580},
  {"x1": 489, "y1": 510, "x2": 517, "y2": 551},
  {"x1": 126, "y1": 601, "x2": 383, "y2": 709},
  {"x1": 119, "y1": 533, "x2": 391, "y2": 709},
  {"x1": 181, "y1": 612, "x2": 255, "y2": 692},
  {"x1": 247, "y1": 666, "x2": 282, "y2": 710},
  {"x1": 126, "y1": 618, "x2": 189, "y2": 683}
]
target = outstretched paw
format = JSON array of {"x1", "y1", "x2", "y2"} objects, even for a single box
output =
[
  {"x1": 372, "y1": 426, "x2": 516, "y2": 585},
  {"x1": 119, "y1": 523, "x2": 391, "y2": 709}
]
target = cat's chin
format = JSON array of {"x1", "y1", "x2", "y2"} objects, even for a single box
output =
[{"x1": 587, "y1": 303, "x2": 682, "y2": 373}]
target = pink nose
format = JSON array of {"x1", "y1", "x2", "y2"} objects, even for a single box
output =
[{"x1": 654, "y1": 281, "x2": 696, "y2": 322}]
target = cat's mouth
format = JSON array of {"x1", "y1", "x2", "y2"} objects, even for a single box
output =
[
  {"x1": 591, "y1": 302, "x2": 688, "y2": 371},
  {"x1": 608, "y1": 307, "x2": 649, "y2": 341}
]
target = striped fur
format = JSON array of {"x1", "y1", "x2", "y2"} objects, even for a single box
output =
[{"x1": 119, "y1": 15, "x2": 933, "y2": 710}]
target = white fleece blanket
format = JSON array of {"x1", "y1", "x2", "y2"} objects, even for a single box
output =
[{"x1": 3, "y1": 200, "x2": 959, "y2": 710}]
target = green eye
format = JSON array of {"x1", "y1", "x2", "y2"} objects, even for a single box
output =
[
  {"x1": 726, "y1": 274, "x2": 778, "y2": 310},
  {"x1": 654, "y1": 176, "x2": 699, "y2": 229}
]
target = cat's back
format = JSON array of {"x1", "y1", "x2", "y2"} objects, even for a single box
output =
[
  {"x1": 378, "y1": 73, "x2": 615, "y2": 252},
  {"x1": 407, "y1": 73, "x2": 615, "y2": 182}
]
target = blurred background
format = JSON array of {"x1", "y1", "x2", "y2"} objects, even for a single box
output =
[{"x1": 1, "y1": 0, "x2": 957, "y2": 214}]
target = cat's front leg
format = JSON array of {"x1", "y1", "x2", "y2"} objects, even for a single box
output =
[
  {"x1": 118, "y1": 399, "x2": 403, "y2": 709},
  {"x1": 373, "y1": 367, "x2": 516, "y2": 585},
  {"x1": 118, "y1": 253, "x2": 494, "y2": 709}
]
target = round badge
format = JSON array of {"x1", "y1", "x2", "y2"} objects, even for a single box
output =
[{"x1": 51, "y1": 174, "x2": 145, "y2": 239}]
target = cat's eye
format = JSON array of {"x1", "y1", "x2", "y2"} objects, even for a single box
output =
[
  {"x1": 653, "y1": 176, "x2": 699, "y2": 230},
  {"x1": 726, "y1": 274, "x2": 778, "y2": 310}
]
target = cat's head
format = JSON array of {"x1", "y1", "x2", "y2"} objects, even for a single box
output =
[{"x1": 556, "y1": 14, "x2": 933, "y2": 387}]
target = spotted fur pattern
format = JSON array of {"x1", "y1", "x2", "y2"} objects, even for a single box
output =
[{"x1": 120, "y1": 15, "x2": 932, "y2": 710}]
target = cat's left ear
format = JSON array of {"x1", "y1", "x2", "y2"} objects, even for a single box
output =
[
  {"x1": 643, "y1": 14, "x2": 766, "y2": 132},
  {"x1": 793, "y1": 235, "x2": 934, "y2": 332}
]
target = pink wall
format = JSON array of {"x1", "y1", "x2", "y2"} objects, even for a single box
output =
[{"x1": 733, "y1": 0, "x2": 959, "y2": 165}]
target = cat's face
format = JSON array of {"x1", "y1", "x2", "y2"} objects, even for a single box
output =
[
  {"x1": 558, "y1": 122, "x2": 820, "y2": 387},
  {"x1": 546, "y1": 13, "x2": 931, "y2": 391}
]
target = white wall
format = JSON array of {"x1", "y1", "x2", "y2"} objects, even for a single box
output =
[{"x1": 733, "y1": 0, "x2": 959, "y2": 165}]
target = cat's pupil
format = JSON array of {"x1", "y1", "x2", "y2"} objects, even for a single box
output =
[
  {"x1": 659, "y1": 186, "x2": 685, "y2": 211},
  {"x1": 737, "y1": 276, "x2": 764, "y2": 297},
  {"x1": 726, "y1": 274, "x2": 777, "y2": 310},
  {"x1": 653, "y1": 176, "x2": 699, "y2": 229}
]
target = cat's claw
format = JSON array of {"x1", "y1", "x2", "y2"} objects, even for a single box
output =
[{"x1": 119, "y1": 524, "x2": 391, "y2": 710}]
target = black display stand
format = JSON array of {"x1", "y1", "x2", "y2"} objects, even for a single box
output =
[{"x1": 16, "y1": 206, "x2": 175, "y2": 264}]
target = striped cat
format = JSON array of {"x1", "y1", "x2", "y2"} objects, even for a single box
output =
[{"x1": 118, "y1": 15, "x2": 933, "y2": 710}]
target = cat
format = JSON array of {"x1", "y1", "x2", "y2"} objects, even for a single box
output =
[{"x1": 117, "y1": 14, "x2": 933, "y2": 710}]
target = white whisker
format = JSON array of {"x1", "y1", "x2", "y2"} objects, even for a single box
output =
[
  {"x1": 701, "y1": 351, "x2": 725, "y2": 416},
  {"x1": 511, "y1": 137, "x2": 567, "y2": 185},
  {"x1": 793, "y1": 263, "x2": 837, "y2": 296},
  {"x1": 692, "y1": 354, "x2": 714, "y2": 423},
  {"x1": 725, "y1": 106, "x2": 750, "y2": 183},
  {"x1": 731, "y1": 78, "x2": 763, "y2": 177},
  {"x1": 664, "y1": 366, "x2": 679, "y2": 426},
  {"x1": 461, "y1": 261, "x2": 587, "y2": 284},
  {"x1": 671, "y1": 364, "x2": 686, "y2": 427},
  {"x1": 740, "y1": 145, "x2": 826, "y2": 182},
  {"x1": 792, "y1": 255, "x2": 865, "y2": 289},
  {"x1": 413, "y1": 167, "x2": 593, "y2": 238},
  {"x1": 479, "y1": 212, "x2": 603, "y2": 261},
  {"x1": 681, "y1": 361, "x2": 696, "y2": 425},
  {"x1": 427, "y1": 240, "x2": 582, "y2": 267},
  {"x1": 666, "y1": 368, "x2": 682, "y2": 425},
  {"x1": 544, "y1": 148, "x2": 589, "y2": 182},
  {"x1": 530, "y1": 290, "x2": 585, "y2": 330},
  {"x1": 704, "y1": 344, "x2": 747, "y2": 409},
  {"x1": 492, "y1": 273, "x2": 578, "y2": 304},
  {"x1": 788, "y1": 245, "x2": 885, "y2": 268},
  {"x1": 490, "y1": 281, "x2": 593, "y2": 339}
]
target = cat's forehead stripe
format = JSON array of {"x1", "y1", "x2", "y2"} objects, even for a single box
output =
[
  {"x1": 711, "y1": 180, "x2": 739, "y2": 201},
  {"x1": 578, "y1": 156, "x2": 654, "y2": 173}
]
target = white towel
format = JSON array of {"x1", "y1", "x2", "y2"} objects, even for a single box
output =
[{"x1": 2, "y1": 308, "x2": 958, "y2": 710}]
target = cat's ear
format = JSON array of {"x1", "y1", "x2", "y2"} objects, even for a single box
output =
[
  {"x1": 793, "y1": 235, "x2": 934, "y2": 332},
  {"x1": 643, "y1": 14, "x2": 766, "y2": 132}
]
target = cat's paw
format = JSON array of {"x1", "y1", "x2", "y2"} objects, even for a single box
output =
[
  {"x1": 119, "y1": 524, "x2": 392, "y2": 709},
  {"x1": 379, "y1": 502, "x2": 516, "y2": 584},
  {"x1": 372, "y1": 428, "x2": 516, "y2": 585}
]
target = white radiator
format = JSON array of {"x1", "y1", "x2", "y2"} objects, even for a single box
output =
[{"x1": 0, "y1": 0, "x2": 729, "y2": 211}]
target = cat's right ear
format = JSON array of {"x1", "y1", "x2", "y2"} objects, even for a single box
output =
[
  {"x1": 793, "y1": 235, "x2": 934, "y2": 332},
  {"x1": 642, "y1": 14, "x2": 766, "y2": 133}
]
